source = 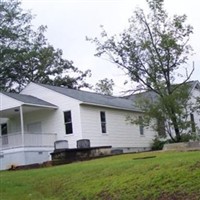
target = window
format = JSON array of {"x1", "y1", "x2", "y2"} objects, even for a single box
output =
[
  {"x1": 139, "y1": 116, "x2": 144, "y2": 136},
  {"x1": 64, "y1": 111, "x2": 73, "y2": 134},
  {"x1": 1, "y1": 123, "x2": 7, "y2": 135},
  {"x1": 100, "y1": 111, "x2": 106, "y2": 133},
  {"x1": 1, "y1": 123, "x2": 8, "y2": 145}
]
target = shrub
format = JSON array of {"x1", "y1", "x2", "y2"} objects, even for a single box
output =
[
  {"x1": 151, "y1": 137, "x2": 166, "y2": 151},
  {"x1": 179, "y1": 133, "x2": 193, "y2": 142}
]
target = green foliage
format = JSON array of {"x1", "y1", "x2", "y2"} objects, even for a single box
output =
[
  {"x1": 135, "y1": 83, "x2": 195, "y2": 141},
  {"x1": 179, "y1": 134, "x2": 193, "y2": 142},
  {"x1": 88, "y1": 0, "x2": 195, "y2": 142},
  {"x1": 151, "y1": 136, "x2": 166, "y2": 150},
  {"x1": 1, "y1": 151, "x2": 200, "y2": 199},
  {"x1": 94, "y1": 78, "x2": 115, "y2": 95},
  {"x1": 195, "y1": 97, "x2": 200, "y2": 113},
  {"x1": 178, "y1": 133, "x2": 200, "y2": 142},
  {"x1": 0, "y1": 0, "x2": 91, "y2": 92}
]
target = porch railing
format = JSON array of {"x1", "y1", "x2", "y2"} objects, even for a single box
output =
[{"x1": 0, "y1": 132, "x2": 57, "y2": 150}]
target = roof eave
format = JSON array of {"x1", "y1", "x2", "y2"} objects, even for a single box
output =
[
  {"x1": 80, "y1": 102, "x2": 141, "y2": 112},
  {"x1": 23, "y1": 103, "x2": 58, "y2": 109}
]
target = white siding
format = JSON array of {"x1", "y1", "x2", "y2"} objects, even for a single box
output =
[
  {"x1": 0, "y1": 93, "x2": 21, "y2": 110},
  {"x1": 0, "y1": 150, "x2": 25, "y2": 170},
  {"x1": 21, "y1": 83, "x2": 83, "y2": 148},
  {"x1": 190, "y1": 88, "x2": 200, "y2": 130},
  {"x1": 0, "y1": 147, "x2": 53, "y2": 170},
  {"x1": 8, "y1": 117, "x2": 21, "y2": 133},
  {"x1": 80, "y1": 105, "x2": 155, "y2": 148}
]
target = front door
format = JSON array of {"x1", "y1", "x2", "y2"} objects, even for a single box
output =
[
  {"x1": 1, "y1": 123, "x2": 8, "y2": 145},
  {"x1": 27, "y1": 122, "x2": 42, "y2": 134}
]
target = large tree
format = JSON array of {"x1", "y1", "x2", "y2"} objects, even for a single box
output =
[
  {"x1": 88, "y1": 0, "x2": 196, "y2": 142},
  {"x1": 0, "y1": 0, "x2": 91, "y2": 92},
  {"x1": 94, "y1": 78, "x2": 114, "y2": 95}
]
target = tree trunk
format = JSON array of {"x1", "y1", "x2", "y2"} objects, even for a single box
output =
[
  {"x1": 171, "y1": 111, "x2": 181, "y2": 142},
  {"x1": 173, "y1": 121, "x2": 181, "y2": 142}
]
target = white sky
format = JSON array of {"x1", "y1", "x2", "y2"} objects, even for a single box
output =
[{"x1": 21, "y1": 0, "x2": 200, "y2": 95}]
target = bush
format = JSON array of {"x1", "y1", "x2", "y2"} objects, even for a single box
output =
[
  {"x1": 179, "y1": 133, "x2": 193, "y2": 142},
  {"x1": 180, "y1": 133, "x2": 200, "y2": 142},
  {"x1": 151, "y1": 137, "x2": 166, "y2": 151}
]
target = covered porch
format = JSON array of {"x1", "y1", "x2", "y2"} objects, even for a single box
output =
[
  {"x1": 0, "y1": 131, "x2": 57, "y2": 150},
  {"x1": 0, "y1": 92, "x2": 58, "y2": 151}
]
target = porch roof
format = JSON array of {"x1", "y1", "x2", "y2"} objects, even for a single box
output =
[
  {"x1": 0, "y1": 92, "x2": 57, "y2": 118},
  {"x1": 1, "y1": 92, "x2": 57, "y2": 108}
]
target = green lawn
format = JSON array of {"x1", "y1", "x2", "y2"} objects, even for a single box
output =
[{"x1": 1, "y1": 151, "x2": 200, "y2": 200}]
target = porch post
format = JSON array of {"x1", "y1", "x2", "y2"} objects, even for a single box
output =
[{"x1": 20, "y1": 106, "x2": 25, "y2": 146}]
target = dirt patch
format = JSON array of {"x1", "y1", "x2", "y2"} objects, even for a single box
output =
[
  {"x1": 157, "y1": 192, "x2": 200, "y2": 200},
  {"x1": 8, "y1": 161, "x2": 53, "y2": 171},
  {"x1": 96, "y1": 190, "x2": 116, "y2": 200},
  {"x1": 133, "y1": 156, "x2": 156, "y2": 160}
]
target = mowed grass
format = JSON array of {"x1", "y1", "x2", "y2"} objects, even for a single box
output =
[{"x1": 1, "y1": 151, "x2": 200, "y2": 200}]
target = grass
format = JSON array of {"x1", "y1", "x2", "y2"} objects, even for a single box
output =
[{"x1": 1, "y1": 151, "x2": 200, "y2": 200}]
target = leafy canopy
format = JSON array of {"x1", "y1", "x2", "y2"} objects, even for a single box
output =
[
  {"x1": 0, "y1": 0, "x2": 91, "y2": 92},
  {"x1": 94, "y1": 78, "x2": 114, "y2": 95},
  {"x1": 88, "y1": 0, "x2": 196, "y2": 142}
]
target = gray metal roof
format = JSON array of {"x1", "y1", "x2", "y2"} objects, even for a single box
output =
[
  {"x1": 37, "y1": 83, "x2": 140, "y2": 112},
  {"x1": 2, "y1": 92, "x2": 57, "y2": 108},
  {"x1": 124, "y1": 90, "x2": 158, "y2": 102},
  {"x1": 124, "y1": 80, "x2": 200, "y2": 101}
]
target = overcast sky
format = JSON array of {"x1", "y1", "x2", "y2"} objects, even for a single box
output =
[{"x1": 21, "y1": 0, "x2": 200, "y2": 94}]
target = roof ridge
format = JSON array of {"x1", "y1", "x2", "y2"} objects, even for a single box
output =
[
  {"x1": 36, "y1": 82, "x2": 120, "y2": 98},
  {"x1": 32, "y1": 82, "x2": 140, "y2": 112}
]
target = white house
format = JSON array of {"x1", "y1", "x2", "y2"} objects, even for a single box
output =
[
  {"x1": 0, "y1": 82, "x2": 156, "y2": 170},
  {"x1": 0, "y1": 80, "x2": 199, "y2": 170}
]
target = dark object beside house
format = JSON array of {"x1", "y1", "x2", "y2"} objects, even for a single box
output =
[
  {"x1": 54, "y1": 140, "x2": 69, "y2": 149},
  {"x1": 51, "y1": 139, "x2": 112, "y2": 165},
  {"x1": 77, "y1": 139, "x2": 90, "y2": 149},
  {"x1": 111, "y1": 149, "x2": 123, "y2": 155}
]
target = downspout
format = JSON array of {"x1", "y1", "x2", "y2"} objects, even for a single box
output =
[{"x1": 20, "y1": 106, "x2": 24, "y2": 147}]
